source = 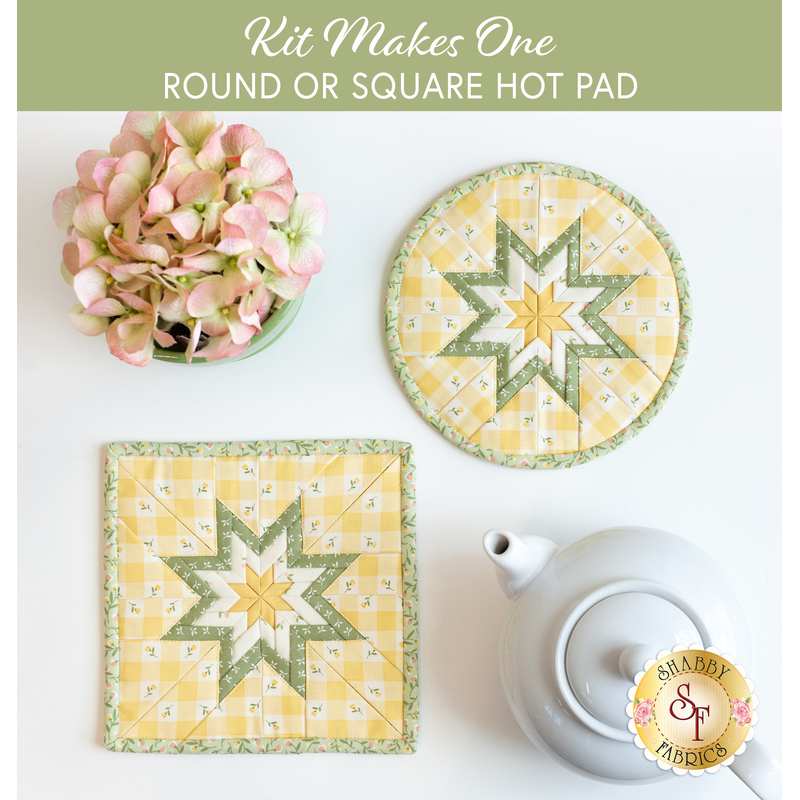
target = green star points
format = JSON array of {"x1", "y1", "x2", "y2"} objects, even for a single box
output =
[{"x1": 160, "y1": 497, "x2": 362, "y2": 701}]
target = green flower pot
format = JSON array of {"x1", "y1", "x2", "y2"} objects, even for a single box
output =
[{"x1": 152, "y1": 296, "x2": 304, "y2": 366}]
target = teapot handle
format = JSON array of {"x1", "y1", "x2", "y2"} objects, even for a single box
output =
[{"x1": 729, "y1": 739, "x2": 781, "y2": 800}]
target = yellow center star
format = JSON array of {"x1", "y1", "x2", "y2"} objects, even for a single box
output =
[
  {"x1": 505, "y1": 282, "x2": 573, "y2": 348},
  {"x1": 228, "y1": 565, "x2": 293, "y2": 628}
]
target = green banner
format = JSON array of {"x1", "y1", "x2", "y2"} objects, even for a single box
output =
[{"x1": 18, "y1": 0, "x2": 781, "y2": 110}]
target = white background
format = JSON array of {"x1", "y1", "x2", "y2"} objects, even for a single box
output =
[{"x1": 17, "y1": 111, "x2": 781, "y2": 799}]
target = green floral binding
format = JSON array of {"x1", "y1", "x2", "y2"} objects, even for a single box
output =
[
  {"x1": 385, "y1": 162, "x2": 692, "y2": 468},
  {"x1": 103, "y1": 439, "x2": 419, "y2": 753}
]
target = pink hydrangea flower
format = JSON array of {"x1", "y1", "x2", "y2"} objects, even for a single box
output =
[{"x1": 53, "y1": 112, "x2": 326, "y2": 366}]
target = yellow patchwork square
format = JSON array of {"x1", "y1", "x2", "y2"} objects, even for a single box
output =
[{"x1": 105, "y1": 441, "x2": 417, "y2": 753}]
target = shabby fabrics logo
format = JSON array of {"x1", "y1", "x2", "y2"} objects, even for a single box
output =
[{"x1": 626, "y1": 645, "x2": 757, "y2": 776}]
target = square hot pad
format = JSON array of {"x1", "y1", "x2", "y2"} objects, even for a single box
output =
[{"x1": 103, "y1": 440, "x2": 418, "y2": 753}]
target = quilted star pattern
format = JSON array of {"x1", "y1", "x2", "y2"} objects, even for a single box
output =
[
  {"x1": 104, "y1": 440, "x2": 419, "y2": 754},
  {"x1": 386, "y1": 162, "x2": 692, "y2": 468}
]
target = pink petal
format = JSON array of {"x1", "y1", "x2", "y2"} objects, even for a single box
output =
[
  {"x1": 84, "y1": 297, "x2": 127, "y2": 316},
  {"x1": 187, "y1": 279, "x2": 224, "y2": 317},
  {"x1": 197, "y1": 332, "x2": 248, "y2": 362},
  {"x1": 221, "y1": 125, "x2": 264, "y2": 159},
  {"x1": 238, "y1": 284, "x2": 267, "y2": 327},
  {"x1": 262, "y1": 269, "x2": 311, "y2": 299},
  {"x1": 120, "y1": 202, "x2": 142, "y2": 242},
  {"x1": 120, "y1": 112, "x2": 160, "y2": 144},
  {"x1": 241, "y1": 147, "x2": 288, "y2": 188},
  {"x1": 215, "y1": 238, "x2": 253, "y2": 258},
  {"x1": 109, "y1": 130, "x2": 152, "y2": 159},
  {"x1": 159, "y1": 288, "x2": 189, "y2": 322},
  {"x1": 185, "y1": 319, "x2": 202, "y2": 363},
  {"x1": 153, "y1": 328, "x2": 177, "y2": 348},
  {"x1": 169, "y1": 111, "x2": 217, "y2": 150},
  {"x1": 107, "y1": 321, "x2": 153, "y2": 366},
  {"x1": 73, "y1": 265, "x2": 110, "y2": 307},
  {"x1": 69, "y1": 304, "x2": 109, "y2": 336},
  {"x1": 180, "y1": 251, "x2": 227, "y2": 272},
  {"x1": 252, "y1": 191, "x2": 290, "y2": 224},
  {"x1": 221, "y1": 203, "x2": 269, "y2": 247},
  {"x1": 106, "y1": 173, "x2": 142, "y2": 222},
  {"x1": 196, "y1": 130, "x2": 226, "y2": 172},
  {"x1": 166, "y1": 206, "x2": 202, "y2": 240},
  {"x1": 287, "y1": 237, "x2": 325, "y2": 276},
  {"x1": 200, "y1": 201, "x2": 227, "y2": 241},
  {"x1": 261, "y1": 232, "x2": 291, "y2": 274},
  {"x1": 92, "y1": 157, "x2": 119, "y2": 195},
  {"x1": 142, "y1": 185, "x2": 174, "y2": 221},
  {"x1": 112, "y1": 291, "x2": 152, "y2": 313},
  {"x1": 176, "y1": 170, "x2": 222, "y2": 206},
  {"x1": 161, "y1": 162, "x2": 198, "y2": 196},
  {"x1": 72, "y1": 194, "x2": 110, "y2": 242},
  {"x1": 52, "y1": 186, "x2": 85, "y2": 229},
  {"x1": 220, "y1": 266, "x2": 261, "y2": 305},
  {"x1": 227, "y1": 314, "x2": 257, "y2": 345},
  {"x1": 76, "y1": 150, "x2": 110, "y2": 193},
  {"x1": 75, "y1": 236, "x2": 105, "y2": 270},
  {"x1": 116, "y1": 150, "x2": 152, "y2": 189},
  {"x1": 270, "y1": 176, "x2": 296, "y2": 206},
  {"x1": 109, "y1": 236, "x2": 169, "y2": 266},
  {"x1": 168, "y1": 146, "x2": 199, "y2": 167},
  {"x1": 63, "y1": 242, "x2": 81, "y2": 276},
  {"x1": 290, "y1": 193, "x2": 328, "y2": 236}
]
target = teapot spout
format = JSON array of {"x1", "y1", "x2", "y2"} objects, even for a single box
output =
[{"x1": 483, "y1": 529, "x2": 557, "y2": 599}]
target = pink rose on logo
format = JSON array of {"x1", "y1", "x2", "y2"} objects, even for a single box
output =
[
  {"x1": 731, "y1": 698, "x2": 751, "y2": 727},
  {"x1": 634, "y1": 698, "x2": 655, "y2": 727}
]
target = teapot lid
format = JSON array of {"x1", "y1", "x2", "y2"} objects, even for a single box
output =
[
  {"x1": 564, "y1": 592, "x2": 702, "y2": 730},
  {"x1": 553, "y1": 581, "x2": 709, "y2": 742}
]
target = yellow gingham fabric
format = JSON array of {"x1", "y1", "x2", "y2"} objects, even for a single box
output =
[
  {"x1": 398, "y1": 256, "x2": 477, "y2": 356},
  {"x1": 120, "y1": 597, "x2": 198, "y2": 639},
  {"x1": 394, "y1": 171, "x2": 683, "y2": 463},
  {"x1": 535, "y1": 375, "x2": 580, "y2": 454},
  {"x1": 324, "y1": 593, "x2": 404, "y2": 671},
  {"x1": 118, "y1": 462, "x2": 216, "y2": 556},
  {"x1": 537, "y1": 175, "x2": 604, "y2": 252},
  {"x1": 600, "y1": 275, "x2": 680, "y2": 379},
  {"x1": 117, "y1": 520, "x2": 198, "y2": 599},
  {"x1": 187, "y1": 663, "x2": 265, "y2": 739},
  {"x1": 405, "y1": 354, "x2": 493, "y2": 412},
  {"x1": 496, "y1": 173, "x2": 540, "y2": 254},
  {"x1": 579, "y1": 358, "x2": 662, "y2": 415},
  {"x1": 216, "y1": 456, "x2": 259, "y2": 534},
  {"x1": 584, "y1": 217, "x2": 673, "y2": 277},
  {"x1": 115, "y1": 450, "x2": 407, "y2": 745},
  {"x1": 579, "y1": 191, "x2": 639, "y2": 271},
  {"x1": 119, "y1": 640, "x2": 219, "y2": 738},
  {"x1": 307, "y1": 465, "x2": 402, "y2": 554},
  {"x1": 119, "y1": 457, "x2": 217, "y2": 551},
  {"x1": 123, "y1": 660, "x2": 220, "y2": 741},
  {"x1": 579, "y1": 369, "x2": 640, "y2": 449},
  {"x1": 471, "y1": 383, "x2": 539, "y2": 455},
  {"x1": 415, "y1": 182, "x2": 496, "y2": 272},
  {"x1": 301, "y1": 454, "x2": 399, "y2": 545},
  {"x1": 258, "y1": 454, "x2": 335, "y2": 528},
  {"x1": 438, "y1": 361, "x2": 497, "y2": 438},
  {"x1": 261, "y1": 662, "x2": 306, "y2": 737},
  {"x1": 305, "y1": 642, "x2": 403, "y2": 739}
]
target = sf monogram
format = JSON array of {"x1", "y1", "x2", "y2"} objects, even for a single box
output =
[{"x1": 669, "y1": 682, "x2": 710, "y2": 741}]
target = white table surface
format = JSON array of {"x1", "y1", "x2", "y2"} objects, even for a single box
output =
[{"x1": 17, "y1": 110, "x2": 781, "y2": 799}]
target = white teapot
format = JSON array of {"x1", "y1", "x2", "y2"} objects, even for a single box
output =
[{"x1": 483, "y1": 527, "x2": 781, "y2": 798}]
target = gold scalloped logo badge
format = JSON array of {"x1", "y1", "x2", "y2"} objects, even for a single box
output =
[{"x1": 627, "y1": 646, "x2": 757, "y2": 775}]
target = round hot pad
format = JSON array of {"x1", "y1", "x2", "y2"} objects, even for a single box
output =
[{"x1": 385, "y1": 163, "x2": 691, "y2": 468}]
